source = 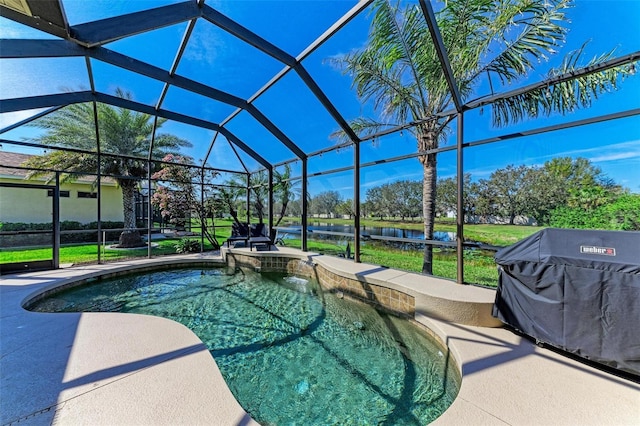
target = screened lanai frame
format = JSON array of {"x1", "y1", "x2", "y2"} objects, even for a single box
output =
[{"x1": 1, "y1": 0, "x2": 639, "y2": 282}]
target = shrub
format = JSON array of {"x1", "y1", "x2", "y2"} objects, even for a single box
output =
[
  {"x1": 174, "y1": 238, "x2": 200, "y2": 253},
  {"x1": 0, "y1": 222, "x2": 52, "y2": 231},
  {"x1": 60, "y1": 221, "x2": 84, "y2": 231},
  {"x1": 549, "y1": 194, "x2": 640, "y2": 231},
  {"x1": 84, "y1": 221, "x2": 125, "y2": 230}
]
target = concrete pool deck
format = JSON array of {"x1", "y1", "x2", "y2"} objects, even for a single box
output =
[{"x1": 1, "y1": 250, "x2": 638, "y2": 425}]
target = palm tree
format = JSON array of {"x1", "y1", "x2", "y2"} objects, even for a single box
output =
[
  {"x1": 250, "y1": 170, "x2": 268, "y2": 224},
  {"x1": 274, "y1": 164, "x2": 301, "y2": 226},
  {"x1": 220, "y1": 164, "x2": 301, "y2": 227},
  {"x1": 22, "y1": 88, "x2": 191, "y2": 247},
  {"x1": 218, "y1": 184, "x2": 246, "y2": 227},
  {"x1": 332, "y1": 0, "x2": 631, "y2": 274}
]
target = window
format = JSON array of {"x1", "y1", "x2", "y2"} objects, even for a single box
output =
[
  {"x1": 78, "y1": 191, "x2": 97, "y2": 199},
  {"x1": 47, "y1": 190, "x2": 70, "y2": 197}
]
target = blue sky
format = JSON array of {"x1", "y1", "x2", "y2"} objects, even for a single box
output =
[{"x1": 1, "y1": 0, "x2": 639, "y2": 198}]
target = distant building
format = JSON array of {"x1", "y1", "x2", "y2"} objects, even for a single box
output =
[{"x1": 0, "y1": 152, "x2": 124, "y2": 224}]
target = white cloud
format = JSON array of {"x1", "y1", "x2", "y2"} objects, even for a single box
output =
[
  {"x1": 548, "y1": 140, "x2": 640, "y2": 163},
  {"x1": 590, "y1": 151, "x2": 640, "y2": 163},
  {"x1": 183, "y1": 22, "x2": 223, "y2": 66}
]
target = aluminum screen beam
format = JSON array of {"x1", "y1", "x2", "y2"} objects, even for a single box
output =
[
  {"x1": 418, "y1": 0, "x2": 463, "y2": 112},
  {"x1": 96, "y1": 93, "x2": 269, "y2": 169},
  {"x1": 69, "y1": 1, "x2": 200, "y2": 47},
  {"x1": 202, "y1": 5, "x2": 359, "y2": 145},
  {"x1": 296, "y1": 0, "x2": 373, "y2": 61},
  {"x1": 234, "y1": 0, "x2": 372, "y2": 113},
  {"x1": 0, "y1": 91, "x2": 94, "y2": 112},
  {"x1": 90, "y1": 48, "x2": 305, "y2": 160},
  {"x1": 241, "y1": 0, "x2": 372, "y2": 107},
  {"x1": 0, "y1": 138, "x2": 245, "y2": 176},
  {"x1": 90, "y1": 46, "x2": 247, "y2": 108},
  {"x1": 0, "y1": 37, "x2": 226, "y2": 112},
  {"x1": 0, "y1": 106, "x2": 64, "y2": 134},
  {"x1": 217, "y1": 128, "x2": 271, "y2": 170},
  {"x1": 0, "y1": 39, "x2": 85, "y2": 58},
  {"x1": 157, "y1": 18, "x2": 198, "y2": 109},
  {"x1": 202, "y1": 131, "x2": 220, "y2": 170},
  {"x1": 293, "y1": 65, "x2": 360, "y2": 143},
  {"x1": 0, "y1": 1, "x2": 68, "y2": 39},
  {"x1": 0, "y1": 39, "x2": 305, "y2": 161},
  {"x1": 226, "y1": 138, "x2": 251, "y2": 173},
  {"x1": 93, "y1": 93, "x2": 268, "y2": 169},
  {"x1": 201, "y1": 5, "x2": 296, "y2": 67},
  {"x1": 466, "y1": 50, "x2": 640, "y2": 110},
  {"x1": 244, "y1": 105, "x2": 306, "y2": 159},
  {"x1": 465, "y1": 107, "x2": 640, "y2": 148},
  {"x1": 0, "y1": 90, "x2": 270, "y2": 170}
]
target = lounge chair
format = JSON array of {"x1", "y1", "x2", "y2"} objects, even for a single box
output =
[
  {"x1": 249, "y1": 225, "x2": 276, "y2": 251},
  {"x1": 225, "y1": 222, "x2": 249, "y2": 247}
]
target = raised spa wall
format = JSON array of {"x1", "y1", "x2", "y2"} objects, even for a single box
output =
[{"x1": 224, "y1": 248, "x2": 501, "y2": 327}]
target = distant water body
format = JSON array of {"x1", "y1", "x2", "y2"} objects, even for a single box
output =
[{"x1": 282, "y1": 223, "x2": 456, "y2": 242}]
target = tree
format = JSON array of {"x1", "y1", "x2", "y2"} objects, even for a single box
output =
[
  {"x1": 604, "y1": 194, "x2": 640, "y2": 230},
  {"x1": 527, "y1": 157, "x2": 623, "y2": 224},
  {"x1": 22, "y1": 89, "x2": 190, "y2": 247},
  {"x1": 393, "y1": 180, "x2": 422, "y2": 219},
  {"x1": 364, "y1": 186, "x2": 387, "y2": 219},
  {"x1": 336, "y1": 199, "x2": 356, "y2": 219},
  {"x1": 273, "y1": 164, "x2": 301, "y2": 226},
  {"x1": 249, "y1": 171, "x2": 268, "y2": 224},
  {"x1": 221, "y1": 165, "x2": 301, "y2": 227},
  {"x1": 436, "y1": 174, "x2": 474, "y2": 219},
  {"x1": 151, "y1": 154, "x2": 220, "y2": 249},
  {"x1": 363, "y1": 180, "x2": 422, "y2": 219},
  {"x1": 472, "y1": 179, "x2": 497, "y2": 223},
  {"x1": 549, "y1": 193, "x2": 638, "y2": 230},
  {"x1": 312, "y1": 191, "x2": 342, "y2": 217},
  {"x1": 482, "y1": 165, "x2": 531, "y2": 224},
  {"x1": 218, "y1": 184, "x2": 246, "y2": 226},
  {"x1": 332, "y1": 0, "x2": 631, "y2": 274}
]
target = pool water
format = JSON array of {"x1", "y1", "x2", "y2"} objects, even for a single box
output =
[{"x1": 30, "y1": 267, "x2": 460, "y2": 425}]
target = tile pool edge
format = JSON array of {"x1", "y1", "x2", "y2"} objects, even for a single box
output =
[
  {"x1": 20, "y1": 257, "x2": 226, "y2": 310},
  {"x1": 224, "y1": 247, "x2": 502, "y2": 327}
]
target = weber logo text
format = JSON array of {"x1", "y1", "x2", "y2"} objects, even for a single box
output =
[{"x1": 580, "y1": 245, "x2": 616, "y2": 256}]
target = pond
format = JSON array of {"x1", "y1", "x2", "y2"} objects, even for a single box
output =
[{"x1": 281, "y1": 223, "x2": 456, "y2": 242}]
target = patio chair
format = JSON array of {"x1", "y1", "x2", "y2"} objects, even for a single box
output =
[
  {"x1": 225, "y1": 222, "x2": 249, "y2": 248},
  {"x1": 249, "y1": 226, "x2": 276, "y2": 251}
]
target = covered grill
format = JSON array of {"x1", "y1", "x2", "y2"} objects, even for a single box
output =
[{"x1": 493, "y1": 228, "x2": 640, "y2": 376}]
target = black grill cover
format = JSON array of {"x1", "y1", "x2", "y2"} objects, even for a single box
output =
[{"x1": 492, "y1": 228, "x2": 640, "y2": 376}]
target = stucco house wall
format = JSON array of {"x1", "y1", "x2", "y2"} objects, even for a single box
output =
[{"x1": 0, "y1": 152, "x2": 124, "y2": 224}]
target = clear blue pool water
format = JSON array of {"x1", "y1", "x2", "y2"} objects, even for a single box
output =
[{"x1": 30, "y1": 267, "x2": 460, "y2": 425}]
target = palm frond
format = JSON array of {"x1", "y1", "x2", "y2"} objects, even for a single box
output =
[
  {"x1": 370, "y1": 0, "x2": 430, "y2": 110},
  {"x1": 491, "y1": 43, "x2": 629, "y2": 126},
  {"x1": 23, "y1": 87, "x2": 192, "y2": 184},
  {"x1": 472, "y1": 0, "x2": 571, "y2": 85},
  {"x1": 330, "y1": 117, "x2": 404, "y2": 144},
  {"x1": 22, "y1": 150, "x2": 98, "y2": 184}
]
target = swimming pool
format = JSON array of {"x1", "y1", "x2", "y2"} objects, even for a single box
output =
[{"x1": 28, "y1": 266, "x2": 460, "y2": 425}]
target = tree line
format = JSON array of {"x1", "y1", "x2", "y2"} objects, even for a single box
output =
[
  {"x1": 437, "y1": 157, "x2": 638, "y2": 229},
  {"x1": 306, "y1": 157, "x2": 639, "y2": 231}
]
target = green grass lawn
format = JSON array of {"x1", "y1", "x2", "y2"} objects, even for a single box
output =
[
  {"x1": 2, "y1": 218, "x2": 535, "y2": 287},
  {"x1": 0, "y1": 238, "x2": 218, "y2": 265},
  {"x1": 282, "y1": 237, "x2": 499, "y2": 286}
]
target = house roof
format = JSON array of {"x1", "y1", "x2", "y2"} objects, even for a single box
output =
[
  {"x1": 0, "y1": 151, "x2": 115, "y2": 185},
  {"x1": 0, "y1": 151, "x2": 35, "y2": 178}
]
